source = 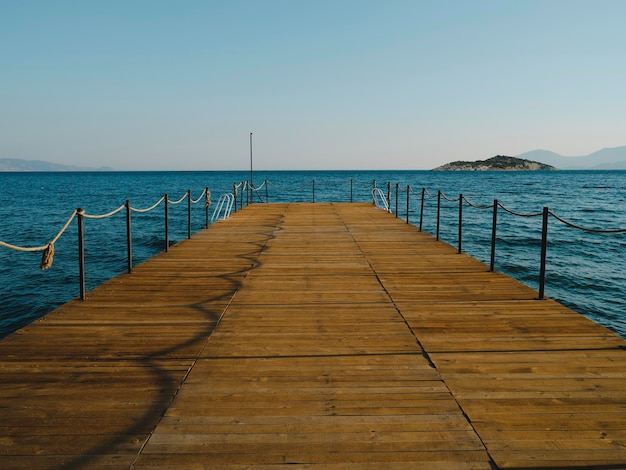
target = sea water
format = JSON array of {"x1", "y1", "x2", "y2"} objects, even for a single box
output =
[{"x1": 1, "y1": 170, "x2": 624, "y2": 338}]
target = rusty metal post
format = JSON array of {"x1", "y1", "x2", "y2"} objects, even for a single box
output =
[
  {"x1": 538, "y1": 207, "x2": 549, "y2": 300},
  {"x1": 490, "y1": 199, "x2": 498, "y2": 272},
  {"x1": 126, "y1": 200, "x2": 132, "y2": 274},
  {"x1": 77, "y1": 208, "x2": 85, "y2": 300}
]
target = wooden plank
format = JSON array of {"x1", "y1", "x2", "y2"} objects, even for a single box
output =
[{"x1": 1, "y1": 202, "x2": 625, "y2": 468}]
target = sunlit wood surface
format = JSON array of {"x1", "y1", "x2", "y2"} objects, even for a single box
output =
[{"x1": 1, "y1": 202, "x2": 625, "y2": 469}]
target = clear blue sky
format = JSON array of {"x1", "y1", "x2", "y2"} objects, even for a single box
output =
[{"x1": 1, "y1": 0, "x2": 625, "y2": 170}]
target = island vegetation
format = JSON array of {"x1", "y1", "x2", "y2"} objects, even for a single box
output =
[{"x1": 433, "y1": 155, "x2": 557, "y2": 171}]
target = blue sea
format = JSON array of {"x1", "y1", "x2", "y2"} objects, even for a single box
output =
[{"x1": 1, "y1": 170, "x2": 625, "y2": 339}]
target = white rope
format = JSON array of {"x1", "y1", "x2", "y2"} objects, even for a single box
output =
[
  {"x1": 0, "y1": 210, "x2": 78, "y2": 253},
  {"x1": 168, "y1": 193, "x2": 188, "y2": 205},
  {"x1": 191, "y1": 189, "x2": 207, "y2": 204},
  {"x1": 82, "y1": 204, "x2": 126, "y2": 219},
  {"x1": 131, "y1": 197, "x2": 165, "y2": 213}
]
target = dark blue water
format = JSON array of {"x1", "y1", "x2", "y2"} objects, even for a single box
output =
[{"x1": 1, "y1": 170, "x2": 624, "y2": 338}]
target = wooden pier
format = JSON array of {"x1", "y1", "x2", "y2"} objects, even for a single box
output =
[{"x1": 1, "y1": 202, "x2": 626, "y2": 469}]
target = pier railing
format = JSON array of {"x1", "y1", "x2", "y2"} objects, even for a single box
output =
[
  {"x1": 0, "y1": 188, "x2": 234, "y2": 300},
  {"x1": 2, "y1": 177, "x2": 625, "y2": 307},
  {"x1": 239, "y1": 178, "x2": 626, "y2": 302}
]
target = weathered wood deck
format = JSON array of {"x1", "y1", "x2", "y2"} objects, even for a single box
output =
[{"x1": 1, "y1": 202, "x2": 626, "y2": 469}]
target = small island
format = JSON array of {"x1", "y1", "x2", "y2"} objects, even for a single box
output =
[{"x1": 433, "y1": 155, "x2": 557, "y2": 171}]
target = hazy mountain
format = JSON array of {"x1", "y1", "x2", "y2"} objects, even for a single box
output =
[
  {"x1": 516, "y1": 146, "x2": 626, "y2": 170},
  {"x1": 0, "y1": 158, "x2": 112, "y2": 172}
]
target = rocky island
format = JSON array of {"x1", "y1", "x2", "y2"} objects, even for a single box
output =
[{"x1": 433, "y1": 155, "x2": 557, "y2": 171}]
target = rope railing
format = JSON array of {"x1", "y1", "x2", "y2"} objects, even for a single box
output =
[
  {"x1": 4, "y1": 177, "x2": 624, "y2": 312},
  {"x1": 0, "y1": 187, "x2": 226, "y2": 300}
]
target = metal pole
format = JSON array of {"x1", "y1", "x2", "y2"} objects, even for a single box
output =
[
  {"x1": 205, "y1": 187, "x2": 209, "y2": 229},
  {"x1": 490, "y1": 199, "x2": 498, "y2": 272},
  {"x1": 406, "y1": 185, "x2": 410, "y2": 224},
  {"x1": 249, "y1": 132, "x2": 253, "y2": 205},
  {"x1": 538, "y1": 207, "x2": 549, "y2": 300},
  {"x1": 187, "y1": 190, "x2": 192, "y2": 239},
  {"x1": 77, "y1": 208, "x2": 85, "y2": 300},
  {"x1": 395, "y1": 183, "x2": 399, "y2": 217},
  {"x1": 312, "y1": 179, "x2": 315, "y2": 203},
  {"x1": 126, "y1": 200, "x2": 132, "y2": 274},
  {"x1": 350, "y1": 179, "x2": 353, "y2": 203},
  {"x1": 436, "y1": 190, "x2": 441, "y2": 241},
  {"x1": 265, "y1": 179, "x2": 268, "y2": 203},
  {"x1": 164, "y1": 193, "x2": 169, "y2": 252},
  {"x1": 419, "y1": 187, "x2": 425, "y2": 231},
  {"x1": 458, "y1": 194, "x2": 463, "y2": 254},
  {"x1": 387, "y1": 182, "x2": 391, "y2": 212}
]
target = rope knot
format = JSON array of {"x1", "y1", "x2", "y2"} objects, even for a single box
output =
[
  {"x1": 40, "y1": 242, "x2": 55, "y2": 270},
  {"x1": 205, "y1": 189, "x2": 211, "y2": 208}
]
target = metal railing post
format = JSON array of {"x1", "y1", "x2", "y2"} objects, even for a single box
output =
[
  {"x1": 77, "y1": 208, "x2": 86, "y2": 300},
  {"x1": 205, "y1": 187, "x2": 209, "y2": 229},
  {"x1": 436, "y1": 190, "x2": 441, "y2": 241},
  {"x1": 187, "y1": 190, "x2": 192, "y2": 239},
  {"x1": 419, "y1": 187, "x2": 425, "y2": 231},
  {"x1": 372, "y1": 180, "x2": 377, "y2": 205},
  {"x1": 490, "y1": 199, "x2": 498, "y2": 272},
  {"x1": 126, "y1": 199, "x2": 132, "y2": 274},
  {"x1": 538, "y1": 207, "x2": 549, "y2": 300},
  {"x1": 406, "y1": 185, "x2": 410, "y2": 224},
  {"x1": 387, "y1": 182, "x2": 391, "y2": 211},
  {"x1": 312, "y1": 179, "x2": 315, "y2": 203},
  {"x1": 458, "y1": 194, "x2": 463, "y2": 254},
  {"x1": 395, "y1": 183, "x2": 399, "y2": 217},
  {"x1": 350, "y1": 179, "x2": 353, "y2": 203},
  {"x1": 265, "y1": 179, "x2": 268, "y2": 203},
  {"x1": 164, "y1": 193, "x2": 169, "y2": 252}
]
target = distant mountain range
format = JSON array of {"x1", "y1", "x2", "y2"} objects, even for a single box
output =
[
  {"x1": 515, "y1": 146, "x2": 626, "y2": 170},
  {"x1": 0, "y1": 158, "x2": 112, "y2": 172}
]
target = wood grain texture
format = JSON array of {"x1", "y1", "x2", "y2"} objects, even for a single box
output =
[{"x1": 1, "y1": 202, "x2": 624, "y2": 469}]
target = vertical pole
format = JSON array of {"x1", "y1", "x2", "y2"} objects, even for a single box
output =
[
  {"x1": 395, "y1": 183, "x2": 399, "y2": 217},
  {"x1": 164, "y1": 194, "x2": 169, "y2": 252},
  {"x1": 312, "y1": 179, "x2": 315, "y2": 203},
  {"x1": 458, "y1": 194, "x2": 463, "y2": 254},
  {"x1": 419, "y1": 187, "x2": 425, "y2": 231},
  {"x1": 126, "y1": 200, "x2": 132, "y2": 274},
  {"x1": 406, "y1": 185, "x2": 410, "y2": 224},
  {"x1": 205, "y1": 187, "x2": 209, "y2": 229},
  {"x1": 372, "y1": 180, "x2": 377, "y2": 206},
  {"x1": 187, "y1": 190, "x2": 192, "y2": 239},
  {"x1": 77, "y1": 208, "x2": 85, "y2": 300},
  {"x1": 350, "y1": 179, "x2": 353, "y2": 203},
  {"x1": 249, "y1": 132, "x2": 253, "y2": 205},
  {"x1": 265, "y1": 179, "x2": 268, "y2": 203},
  {"x1": 490, "y1": 199, "x2": 498, "y2": 272},
  {"x1": 538, "y1": 207, "x2": 549, "y2": 300},
  {"x1": 436, "y1": 190, "x2": 441, "y2": 241}
]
